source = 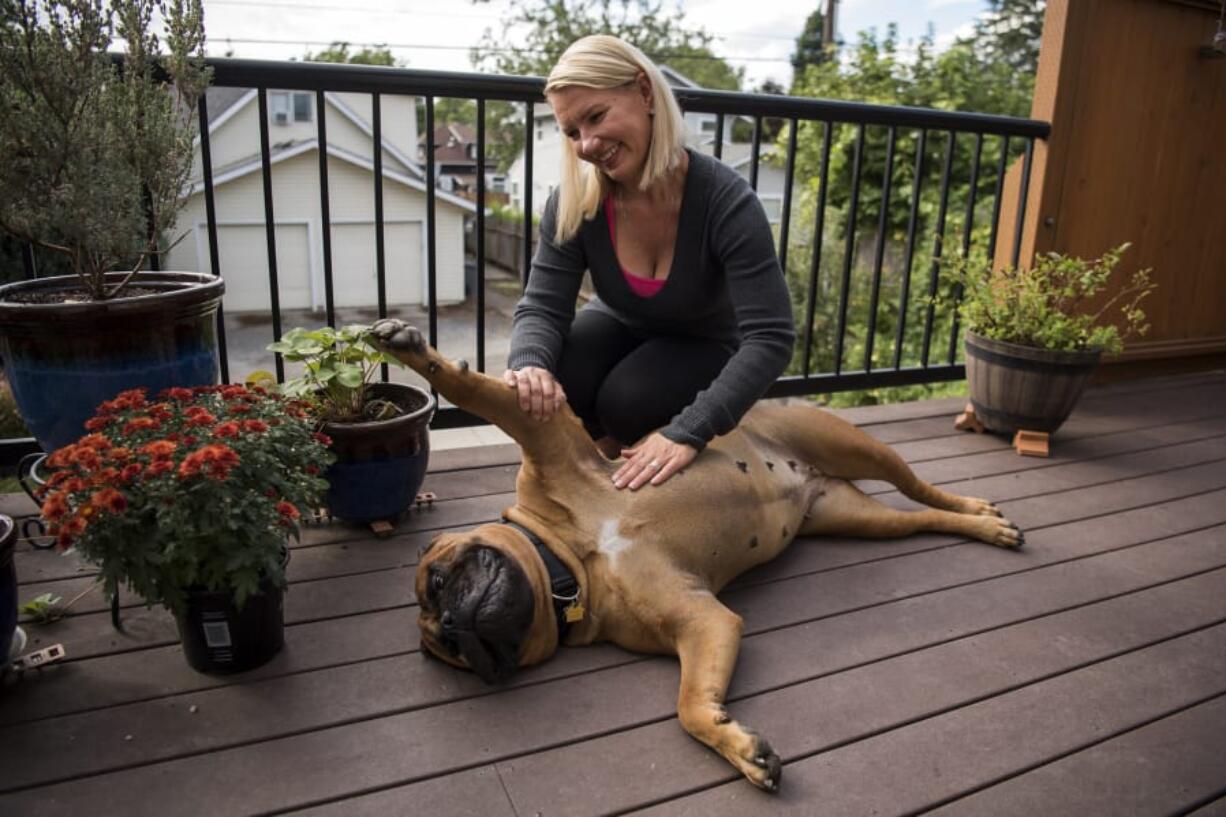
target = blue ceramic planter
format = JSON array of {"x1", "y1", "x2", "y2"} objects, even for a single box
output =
[
  {"x1": 0, "y1": 272, "x2": 224, "y2": 453},
  {"x1": 323, "y1": 382, "x2": 435, "y2": 523},
  {"x1": 1, "y1": 515, "x2": 17, "y2": 664}
]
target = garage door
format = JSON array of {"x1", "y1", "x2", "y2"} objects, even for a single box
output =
[
  {"x1": 216, "y1": 223, "x2": 312, "y2": 313},
  {"x1": 330, "y1": 222, "x2": 423, "y2": 308}
]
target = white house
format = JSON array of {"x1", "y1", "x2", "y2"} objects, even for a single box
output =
[{"x1": 166, "y1": 87, "x2": 475, "y2": 314}]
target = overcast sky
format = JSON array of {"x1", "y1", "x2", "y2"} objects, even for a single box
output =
[{"x1": 200, "y1": 0, "x2": 992, "y2": 89}]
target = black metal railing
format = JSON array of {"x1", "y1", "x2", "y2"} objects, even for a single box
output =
[{"x1": 2, "y1": 57, "x2": 1049, "y2": 463}]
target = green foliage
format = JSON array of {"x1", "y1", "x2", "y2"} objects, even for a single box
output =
[
  {"x1": 471, "y1": 0, "x2": 743, "y2": 90},
  {"x1": 19, "y1": 592, "x2": 64, "y2": 623},
  {"x1": 776, "y1": 15, "x2": 1043, "y2": 392},
  {"x1": 0, "y1": 0, "x2": 210, "y2": 300},
  {"x1": 790, "y1": 5, "x2": 833, "y2": 90},
  {"x1": 468, "y1": 0, "x2": 742, "y2": 174},
  {"x1": 0, "y1": 379, "x2": 31, "y2": 438},
  {"x1": 269, "y1": 325, "x2": 405, "y2": 424},
  {"x1": 821, "y1": 380, "x2": 966, "y2": 409},
  {"x1": 959, "y1": 0, "x2": 1046, "y2": 76},
  {"x1": 301, "y1": 41, "x2": 400, "y2": 66},
  {"x1": 38, "y1": 385, "x2": 332, "y2": 614},
  {"x1": 935, "y1": 244, "x2": 1156, "y2": 355}
]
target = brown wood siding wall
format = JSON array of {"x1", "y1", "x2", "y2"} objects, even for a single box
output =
[{"x1": 996, "y1": 0, "x2": 1226, "y2": 370}]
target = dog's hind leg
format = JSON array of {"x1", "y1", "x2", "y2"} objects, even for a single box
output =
[
  {"x1": 799, "y1": 479, "x2": 1023, "y2": 549},
  {"x1": 763, "y1": 405, "x2": 1001, "y2": 518},
  {"x1": 668, "y1": 592, "x2": 783, "y2": 792}
]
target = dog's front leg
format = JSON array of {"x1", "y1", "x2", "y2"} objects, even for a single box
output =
[
  {"x1": 671, "y1": 592, "x2": 782, "y2": 792},
  {"x1": 369, "y1": 318, "x2": 592, "y2": 461}
]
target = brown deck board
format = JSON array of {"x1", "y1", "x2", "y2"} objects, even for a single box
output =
[
  {"x1": 926, "y1": 694, "x2": 1226, "y2": 816},
  {"x1": 1, "y1": 373, "x2": 1224, "y2": 816}
]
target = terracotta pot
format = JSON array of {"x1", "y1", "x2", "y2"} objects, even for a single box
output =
[
  {"x1": 0, "y1": 271, "x2": 224, "y2": 452},
  {"x1": 964, "y1": 331, "x2": 1101, "y2": 434}
]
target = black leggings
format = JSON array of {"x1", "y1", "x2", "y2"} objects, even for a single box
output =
[{"x1": 555, "y1": 309, "x2": 733, "y2": 446}]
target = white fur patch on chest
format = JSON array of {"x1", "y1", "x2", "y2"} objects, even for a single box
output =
[{"x1": 598, "y1": 518, "x2": 633, "y2": 570}]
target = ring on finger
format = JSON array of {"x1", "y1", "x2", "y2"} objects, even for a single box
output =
[{"x1": 648, "y1": 459, "x2": 661, "y2": 469}]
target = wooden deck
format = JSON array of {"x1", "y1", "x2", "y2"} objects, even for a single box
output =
[{"x1": 3, "y1": 371, "x2": 1226, "y2": 816}]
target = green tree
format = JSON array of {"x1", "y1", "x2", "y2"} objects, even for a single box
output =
[
  {"x1": 470, "y1": 0, "x2": 743, "y2": 90},
  {"x1": 783, "y1": 21, "x2": 1039, "y2": 386},
  {"x1": 301, "y1": 42, "x2": 401, "y2": 67},
  {"x1": 790, "y1": 5, "x2": 833, "y2": 92},
  {"x1": 467, "y1": 0, "x2": 744, "y2": 173},
  {"x1": 961, "y1": 0, "x2": 1046, "y2": 76}
]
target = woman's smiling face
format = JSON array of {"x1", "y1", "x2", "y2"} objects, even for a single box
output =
[{"x1": 548, "y1": 75, "x2": 654, "y2": 186}]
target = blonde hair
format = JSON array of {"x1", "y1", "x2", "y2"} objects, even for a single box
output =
[{"x1": 544, "y1": 35, "x2": 687, "y2": 243}]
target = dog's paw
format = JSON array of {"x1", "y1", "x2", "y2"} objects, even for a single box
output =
[
  {"x1": 960, "y1": 496, "x2": 1002, "y2": 517},
  {"x1": 748, "y1": 735, "x2": 783, "y2": 793},
  {"x1": 974, "y1": 515, "x2": 1024, "y2": 549},
  {"x1": 370, "y1": 319, "x2": 424, "y2": 353}
]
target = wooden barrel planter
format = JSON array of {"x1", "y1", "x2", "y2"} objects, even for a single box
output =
[{"x1": 964, "y1": 331, "x2": 1101, "y2": 435}]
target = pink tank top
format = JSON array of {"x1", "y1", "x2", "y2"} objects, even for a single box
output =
[{"x1": 605, "y1": 195, "x2": 666, "y2": 298}]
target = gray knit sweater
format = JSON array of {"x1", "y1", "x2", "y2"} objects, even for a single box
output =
[{"x1": 507, "y1": 149, "x2": 796, "y2": 449}]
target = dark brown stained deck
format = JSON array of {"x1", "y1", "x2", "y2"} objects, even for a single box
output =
[{"x1": 2, "y1": 371, "x2": 1226, "y2": 816}]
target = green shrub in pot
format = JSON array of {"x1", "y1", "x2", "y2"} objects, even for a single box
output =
[{"x1": 936, "y1": 244, "x2": 1157, "y2": 434}]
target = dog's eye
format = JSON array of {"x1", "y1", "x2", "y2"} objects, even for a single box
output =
[{"x1": 430, "y1": 571, "x2": 445, "y2": 592}]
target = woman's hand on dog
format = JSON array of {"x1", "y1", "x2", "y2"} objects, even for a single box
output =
[
  {"x1": 614, "y1": 432, "x2": 697, "y2": 490},
  {"x1": 503, "y1": 367, "x2": 567, "y2": 421}
]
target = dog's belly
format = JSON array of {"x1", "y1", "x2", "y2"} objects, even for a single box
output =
[{"x1": 574, "y1": 431, "x2": 825, "y2": 592}]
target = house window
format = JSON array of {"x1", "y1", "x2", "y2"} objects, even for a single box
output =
[
  {"x1": 270, "y1": 91, "x2": 312, "y2": 125},
  {"x1": 758, "y1": 195, "x2": 783, "y2": 224},
  {"x1": 700, "y1": 119, "x2": 717, "y2": 133}
]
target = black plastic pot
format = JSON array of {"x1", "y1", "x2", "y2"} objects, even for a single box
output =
[
  {"x1": 323, "y1": 382, "x2": 435, "y2": 523},
  {"x1": 0, "y1": 515, "x2": 16, "y2": 663},
  {"x1": 0, "y1": 271, "x2": 224, "y2": 453},
  {"x1": 174, "y1": 569, "x2": 286, "y2": 675}
]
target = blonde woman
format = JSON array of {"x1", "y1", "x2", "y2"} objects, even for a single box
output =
[{"x1": 504, "y1": 35, "x2": 795, "y2": 490}]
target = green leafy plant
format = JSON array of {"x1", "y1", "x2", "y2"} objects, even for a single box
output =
[
  {"x1": 19, "y1": 592, "x2": 64, "y2": 623},
  {"x1": 268, "y1": 325, "x2": 405, "y2": 424},
  {"x1": 36, "y1": 384, "x2": 333, "y2": 614},
  {"x1": 0, "y1": 0, "x2": 210, "y2": 300},
  {"x1": 937, "y1": 243, "x2": 1156, "y2": 355}
]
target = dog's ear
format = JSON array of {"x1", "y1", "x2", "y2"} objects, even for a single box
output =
[{"x1": 419, "y1": 535, "x2": 441, "y2": 559}]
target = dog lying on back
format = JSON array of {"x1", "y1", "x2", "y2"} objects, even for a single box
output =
[{"x1": 371, "y1": 318, "x2": 1021, "y2": 791}]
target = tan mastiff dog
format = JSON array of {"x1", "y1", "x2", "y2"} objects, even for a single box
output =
[{"x1": 370, "y1": 318, "x2": 1022, "y2": 792}]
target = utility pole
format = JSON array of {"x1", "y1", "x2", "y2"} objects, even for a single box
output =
[{"x1": 822, "y1": 0, "x2": 837, "y2": 49}]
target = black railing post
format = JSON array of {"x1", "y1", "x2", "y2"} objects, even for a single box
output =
[
  {"x1": 425, "y1": 95, "x2": 439, "y2": 352},
  {"x1": 255, "y1": 87, "x2": 284, "y2": 383},
  {"x1": 834, "y1": 123, "x2": 866, "y2": 375},
  {"x1": 1012, "y1": 138, "x2": 1035, "y2": 269},
  {"x1": 921, "y1": 131, "x2": 957, "y2": 368},
  {"x1": 865, "y1": 126, "x2": 897, "y2": 372},
  {"x1": 521, "y1": 102, "x2": 534, "y2": 289},
  {"x1": 316, "y1": 89, "x2": 336, "y2": 328},
  {"x1": 197, "y1": 93, "x2": 230, "y2": 384},
  {"x1": 373, "y1": 92, "x2": 388, "y2": 381},
  {"x1": 476, "y1": 98, "x2": 487, "y2": 374},
  {"x1": 894, "y1": 129, "x2": 928, "y2": 370},
  {"x1": 802, "y1": 120, "x2": 834, "y2": 378}
]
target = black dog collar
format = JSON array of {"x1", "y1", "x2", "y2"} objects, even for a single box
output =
[{"x1": 500, "y1": 518, "x2": 582, "y2": 639}]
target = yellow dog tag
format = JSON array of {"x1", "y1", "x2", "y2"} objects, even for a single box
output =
[{"x1": 564, "y1": 602, "x2": 586, "y2": 623}]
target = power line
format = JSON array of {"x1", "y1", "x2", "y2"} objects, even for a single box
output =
[
  {"x1": 202, "y1": 0, "x2": 802, "y2": 43},
  {"x1": 209, "y1": 36, "x2": 796, "y2": 64}
]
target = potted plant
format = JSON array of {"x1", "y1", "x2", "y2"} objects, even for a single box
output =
[
  {"x1": 940, "y1": 243, "x2": 1156, "y2": 434},
  {"x1": 35, "y1": 384, "x2": 333, "y2": 673},
  {"x1": 269, "y1": 325, "x2": 435, "y2": 524},
  {"x1": 0, "y1": 0, "x2": 221, "y2": 454}
]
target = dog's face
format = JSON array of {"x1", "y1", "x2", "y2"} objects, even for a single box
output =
[{"x1": 416, "y1": 524, "x2": 559, "y2": 683}]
